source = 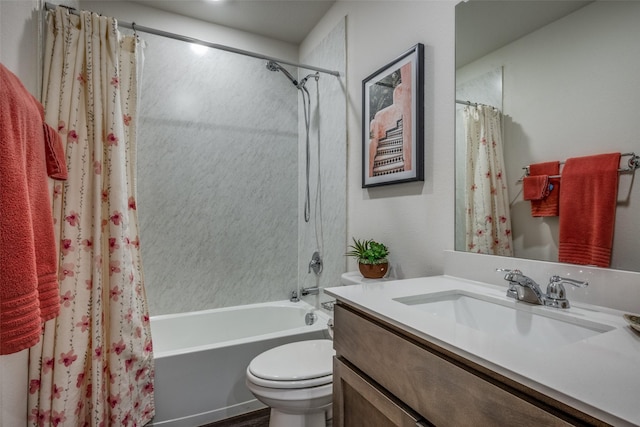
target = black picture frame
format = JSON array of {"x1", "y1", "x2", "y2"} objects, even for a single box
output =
[{"x1": 362, "y1": 43, "x2": 424, "y2": 188}]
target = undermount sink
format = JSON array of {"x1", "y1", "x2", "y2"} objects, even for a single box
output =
[{"x1": 393, "y1": 290, "x2": 615, "y2": 351}]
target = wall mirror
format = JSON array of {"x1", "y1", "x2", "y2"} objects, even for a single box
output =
[{"x1": 455, "y1": 0, "x2": 640, "y2": 272}]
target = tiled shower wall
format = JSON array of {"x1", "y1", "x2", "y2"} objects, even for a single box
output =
[
  {"x1": 298, "y1": 19, "x2": 347, "y2": 301},
  {"x1": 137, "y1": 20, "x2": 346, "y2": 315}
]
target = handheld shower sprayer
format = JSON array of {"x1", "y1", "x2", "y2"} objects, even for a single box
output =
[
  {"x1": 266, "y1": 60, "x2": 298, "y2": 87},
  {"x1": 265, "y1": 60, "x2": 279, "y2": 72},
  {"x1": 265, "y1": 61, "x2": 321, "y2": 224},
  {"x1": 298, "y1": 73, "x2": 320, "y2": 88}
]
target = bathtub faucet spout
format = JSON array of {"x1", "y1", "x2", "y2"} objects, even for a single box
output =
[{"x1": 301, "y1": 287, "x2": 319, "y2": 296}]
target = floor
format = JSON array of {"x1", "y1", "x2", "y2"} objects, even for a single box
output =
[
  {"x1": 201, "y1": 409, "x2": 270, "y2": 427},
  {"x1": 200, "y1": 408, "x2": 333, "y2": 427}
]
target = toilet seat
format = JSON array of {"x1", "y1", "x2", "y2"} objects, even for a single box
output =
[
  {"x1": 246, "y1": 369, "x2": 332, "y2": 389},
  {"x1": 248, "y1": 339, "x2": 334, "y2": 389}
]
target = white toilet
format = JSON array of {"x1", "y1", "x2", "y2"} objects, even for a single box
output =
[
  {"x1": 246, "y1": 339, "x2": 335, "y2": 427},
  {"x1": 246, "y1": 272, "x2": 387, "y2": 427}
]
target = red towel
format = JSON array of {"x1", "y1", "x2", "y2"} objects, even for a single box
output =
[
  {"x1": 558, "y1": 153, "x2": 621, "y2": 268},
  {"x1": 528, "y1": 161, "x2": 560, "y2": 217},
  {"x1": 43, "y1": 123, "x2": 68, "y2": 180},
  {"x1": 0, "y1": 63, "x2": 62, "y2": 355},
  {"x1": 523, "y1": 175, "x2": 550, "y2": 201}
]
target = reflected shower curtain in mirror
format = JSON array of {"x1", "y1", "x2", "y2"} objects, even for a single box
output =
[
  {"x1": 463, "y1": 106, "x2": 513, "y2": 256},
  {"x1": 27, "y1": 7, "x2": 154, "y2": 426}
]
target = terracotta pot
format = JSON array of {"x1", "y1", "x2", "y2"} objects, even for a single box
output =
[{"x1": 358, "y1": 262, "x2": 388, "y2": 279}]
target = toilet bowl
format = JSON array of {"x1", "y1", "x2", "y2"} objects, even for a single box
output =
[
  {"x1": 246, "y1": 273, "x2": 389, "y2": 426},
  {"x1": 246, "y1": 339, "x2": 335, "y2": 427}
]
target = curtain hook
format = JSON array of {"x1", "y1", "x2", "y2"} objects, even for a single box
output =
[{"x1": 131, "y1": 22, "x2": 138, "y2": 39}]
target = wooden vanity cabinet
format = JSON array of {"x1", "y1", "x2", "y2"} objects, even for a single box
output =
[
  {"x1": 333, "y1": 357, "x2": 429, "y2": 426},
  {"x1": 332, "y1": 303, "x2": 607, "y2": 427}
]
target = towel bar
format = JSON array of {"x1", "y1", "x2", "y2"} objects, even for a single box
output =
[{"x1": 518, "y1": 152, "x2": 639, "y2": 182}]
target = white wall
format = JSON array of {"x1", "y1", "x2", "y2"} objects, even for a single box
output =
[
  {"x1": 0, "y1": 0, "x2": 42, "y2": 95},
  {"x1": 457, "y1": 2, "x2": 640, "y2": 271},
  {"x1": 303, "y1": 1, "x2": 457, "y2": 279}
]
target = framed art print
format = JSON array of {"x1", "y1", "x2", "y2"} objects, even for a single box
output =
[{"x1": 362, "y1": 43, "x2": 424, "y2": 188}]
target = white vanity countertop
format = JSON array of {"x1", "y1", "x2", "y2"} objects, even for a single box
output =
[{"x1": 324, "y1": 275, "x2": 640, "y2": 427}]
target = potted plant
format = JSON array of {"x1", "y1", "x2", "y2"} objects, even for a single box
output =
[{"x1": 346, "y1": 238, "x2": 390, "y2": 279}]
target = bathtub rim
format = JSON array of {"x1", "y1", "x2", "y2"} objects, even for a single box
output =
[{"x1": 150, "y1": 299, "x2": 331, "y2": 359}]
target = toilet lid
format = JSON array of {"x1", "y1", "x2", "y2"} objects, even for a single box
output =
[{"x1": 249, "y1": 339, "x2": 335, "y2": 382}]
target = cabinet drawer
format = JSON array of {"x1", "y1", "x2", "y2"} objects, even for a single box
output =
[
  {"x1": 334, "y1": 304, "x2": 577, "y2": 426},
  {"x1": 333, "y1": 357, "x2": 427, "y2": 427}
]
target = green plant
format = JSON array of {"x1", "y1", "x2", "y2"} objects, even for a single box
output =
[{"x1": 346, "y1": 238, "x2": 389, "y2": 265}]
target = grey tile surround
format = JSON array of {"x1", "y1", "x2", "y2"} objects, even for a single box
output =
[{"x1": 136, "y1": 20, "x2": 346, "y2": 316}]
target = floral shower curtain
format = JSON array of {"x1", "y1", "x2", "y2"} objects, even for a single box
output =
[
  {"x1": 464, "y1": 105, "x2": 513, "y2": 256},
  {"x1": 27, "y1": 7, "x2": 154, "y2": 426}
]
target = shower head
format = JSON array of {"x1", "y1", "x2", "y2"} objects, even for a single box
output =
[
  {"x1": 265, "y1": 60, "x2": 279, "y2": 72},
  {"x1": 266, "y1": 60, "x2": 298, "y2": 87}
]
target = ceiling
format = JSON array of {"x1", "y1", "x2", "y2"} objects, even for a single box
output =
[
  {"x1": 130, "y1": 0, "x2": 336, "y2": 44},
  {"x1": 129, "y1": 1, "x2": 593, "y2": 58},
  {"x1": 456, "y1": 0, "x2": 593, "y2": 67}
]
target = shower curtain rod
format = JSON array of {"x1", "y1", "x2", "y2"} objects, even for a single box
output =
[
  {"x1": 456, "y1": 100, "x2": 502, "y2": 111},
  {"x1": 43, "y1": 2, "x2": 340, "y2": 78},
  {"x1": 456, "y1": 99, "x2": 479, "y2": 107}
]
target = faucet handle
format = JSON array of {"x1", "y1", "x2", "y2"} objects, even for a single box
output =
[
  {"x1": 308, "y1": 251, "x2": 323, "y2": 275},
  {"x1": 549, "y1": 275, "x2": 588, "y2": 288},
  {"x1": 497, "y1": 268, "x2": 523, "y2": 300},
  {"x1": 496, "y1": 268, "x2": 522, "y2": 274},
  {"x1": 496, "y1": 268, "x2": 523, "y2": 281},
  {"x1": 496, "y1": 268, "x2": 522, "y2": 273},
  {"x1": 545, "y1": 276, "x2": 588, "y2": 309},
  {"x1": 290, "y1": 290, "x2": 300, "y2": 302}
]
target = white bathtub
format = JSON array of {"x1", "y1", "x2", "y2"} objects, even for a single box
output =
[{"x1": 149, "y1": 300, "x2": 331, "y2": 427}]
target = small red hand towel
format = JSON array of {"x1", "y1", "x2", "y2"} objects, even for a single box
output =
[
  {"x1": 558, "y1": 153, "x2": 621, "y2": 268},
  {"x1": 43, "y1": 123, "x2": 68, "y2": 180},
  {"x1": 523, "y1": 175, "x2": 550, "y2": 201},
  {"x1": 528, "y1": 161, "x2": 560, "y2": 217}
]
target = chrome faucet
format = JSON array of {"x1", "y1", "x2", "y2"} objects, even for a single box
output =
[
  {"x1": 545, "y1": 275, "x2": 589, "y2": 309},
  {"x1": 498, "y1": 269, "x2": 545, "y2": 304},
  {"x1": 301, "y1": 286, "x2": 319, "y2": 296},
  {"x1": 497, "y1": 269, "x2": 588, "y2": 309}
]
